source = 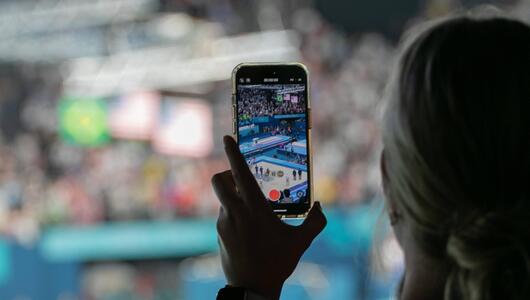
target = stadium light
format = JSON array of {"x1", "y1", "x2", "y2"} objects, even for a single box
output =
[{"x1": 62, "y1": 30, "x2": 301, "y2": 96}]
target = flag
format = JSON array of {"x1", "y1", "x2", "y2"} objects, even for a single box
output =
[
  {"x1": 276, "y1": 94, "x2": 283, "y2": 103},
  {"x1": 283, "y1": 94, "x2": 291, "y2": 101},
  {"x1": 291, "y1": 95, "x2": 298, "y2": 103},
  {"x1": 152, "y1": 99, "x2": 213, "y2": 157},
  {"x1": 58, "y1": 96, "x2": 110, "y2": 147},
  {"x1": 109, "y1": 91, "x2": 159, "y2": 140}
]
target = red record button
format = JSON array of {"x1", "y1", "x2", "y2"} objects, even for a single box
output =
[{"x1": 268, "y1": 189, "x2": 281, "y2": 201}]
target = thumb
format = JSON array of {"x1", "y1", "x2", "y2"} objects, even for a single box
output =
[{"x1": 300, "y1": 201, "x2": 327, "y2": 245}]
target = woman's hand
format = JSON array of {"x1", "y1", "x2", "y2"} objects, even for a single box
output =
[{"x1": 211, "y1": 136, "x2": 327, "y2": 300}]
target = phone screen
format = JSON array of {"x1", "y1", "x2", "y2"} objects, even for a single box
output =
[{"x1": 234, "y1": 64, "x2": 311, "y2": 216}]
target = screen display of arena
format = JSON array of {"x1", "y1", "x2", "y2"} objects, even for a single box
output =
[{"x1": 236, "y1": 83, "x2": 309, "y2": 210}]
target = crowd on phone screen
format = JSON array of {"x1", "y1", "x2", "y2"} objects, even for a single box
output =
[
  {"x1": 259, "y1": 120, "x2": 305, "y2": 138},
  {"x1": 238, "y1": 88, "x2": 306, "y2": 119}
]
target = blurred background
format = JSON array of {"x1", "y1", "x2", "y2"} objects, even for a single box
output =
[{"x1": 0, "y1": 0, "x2": 526, "y2": 299}]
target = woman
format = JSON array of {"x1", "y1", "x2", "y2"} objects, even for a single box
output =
[{"x1": 211, "y1": 12, "x2": 530, "y2": 300}]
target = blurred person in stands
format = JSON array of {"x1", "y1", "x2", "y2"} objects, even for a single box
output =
[{"x1": 211, "y1": 11, "x2": 530, "y2": 300}]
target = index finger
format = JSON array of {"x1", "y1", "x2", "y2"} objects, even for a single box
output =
[{"x1": 223, "y1": 135, "x2": 268, "y2": 209}]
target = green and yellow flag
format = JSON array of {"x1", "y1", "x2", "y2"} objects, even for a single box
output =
[{"x1": 58, "y1": 96, "x2": 110, "y2": 147}]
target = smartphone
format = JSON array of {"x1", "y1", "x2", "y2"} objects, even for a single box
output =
[{"x1": 232, "y1": 63, "x2": 312, "y2": 218}]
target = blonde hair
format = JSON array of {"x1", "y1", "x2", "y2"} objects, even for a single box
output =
[{"x1": 382, "y1": 11, "x2": 530, "y2": 300}]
